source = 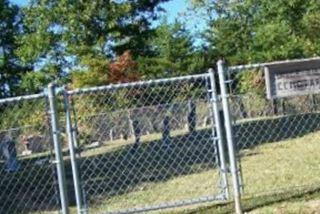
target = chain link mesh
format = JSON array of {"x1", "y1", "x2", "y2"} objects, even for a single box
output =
[
  {"x1": 3, "y1": 63, "x2": 320, "y2": 213},
  {"x1": 227, "y1": 66, "x2": 320, "y2": 199},
  {"x1": 0, "y1": 95, "x2": 61, "y2": 214},
  {"x1": 68, "y1": 74, "x2": 227, "y2": 213}
]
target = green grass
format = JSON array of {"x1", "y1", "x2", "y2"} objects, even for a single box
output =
[
  {"x1": 180, "y1": 187, "x2": 320, "y2": 214},
  {"x1": 94, "y1": 170, "x2": 220, "y2": 213},
  {"x1": 170, "y1": 131, "x2": 320, "y2": 214},
  {"x1": 23, "y1": 125, "x2": 320, "y2": 214},
  {"x1": 95, "y1": 130, "x2": 320, "y2": 213},
  {"x1": 241, "y1": 131, "x2": 320, "y2": 196},
  {"x1": 249, "y1": 199, "x2": 320, "y2": 214},
  {"x1": 79, "y1": 127, "x2": 192, "y2": 157}
]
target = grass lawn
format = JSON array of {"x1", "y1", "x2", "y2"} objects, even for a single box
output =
[
  {"x1": 167, "y1": 130, "x2": 320, "y2": 214},
  {"x1": 24, "y1": 124, "x2": 320, "y2": 214},
  {"x1": 51, "y1": 128, "x2": 320, "y2": 214},
  {"x1": 250, "y1": 199, "x2": 320, "y2": 214},
  {"x1": 177, "y1": 187, "x2": 320, "y2": 214}
]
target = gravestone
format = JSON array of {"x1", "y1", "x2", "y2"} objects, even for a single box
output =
[
  {"x1": 133, "y1": 120, "x2": 141, "y2": 145},
  {"x1": 0, "y1": 136, "x2": 20, "y2": 172},
  {"x1": 21, "y1": 135, "x2": 45, "y2": 155},
  {"x1": 187, "y1": 100, "x2": 196, "y2": 132},
  {"x1": 162, "y1": 116, "x2": 171, "y2": 146}
]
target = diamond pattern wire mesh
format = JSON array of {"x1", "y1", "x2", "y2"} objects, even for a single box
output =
[
  {"x1": 0, "y1": 95, "x2": 61, "y2": 214},
  {"x1": 68, "y1": 74, "x2": 227, "y2": 213},
  {"x1": 226, "y1": 66, "x2": 320, "y2": 198}
]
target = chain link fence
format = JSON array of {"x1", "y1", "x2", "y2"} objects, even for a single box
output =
[
  {"x1": 4, "y1": 60, "x2": 319, "y2": 214},
  {"x1": 66, "y1": 74, "x2": 229, "y2": 213},
  {"x1": 0, "y1": 73, "x2": 232, "y2": 214},
  {"x1": 223, "y1": 62, "x2": 320, "y2": 202},
  {"x1": 0, "y1": 94, "x2": 62, "y2": 214}
]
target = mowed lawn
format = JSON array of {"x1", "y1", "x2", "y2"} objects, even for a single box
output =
[
  {"x1": 171, "y1": 130, "x2": 320, "y2": 214},
  {"x1": 34, "y1": 129, "x2": 320, "y2": 214},
  {"x1": 86, "y1": 130, "x2": 320, "y2": 213}
]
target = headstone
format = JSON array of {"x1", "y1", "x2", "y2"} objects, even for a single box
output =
[
  {"x1": 132, "y1": 120, "x2": 141, "y2": 145},
  {"x1": 0, "y1": 136, "x2": 20, "y2": 172},
  {"x1": 109, "y1": 129, "x2": 114, "y2": 141},
  {"x1": 187, "y1": 100, "x2": 196, "y2": 132},
  {"x1": 202, "y1": 116, "x2": 210, "y2": 128},
  {"x1": 21, "y1": 135, "x2": 44, "y2": 154},
  {"x1": 162, "y1": 116, "x2": 171, "y2": 145}
]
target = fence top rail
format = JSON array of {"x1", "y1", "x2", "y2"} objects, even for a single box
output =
[
  {"x1": 67, "y1": 73, "x2": 210, "y2": 95},
  {"x1": 228, "y1": 56, "x2": 320, "y2": 73},
  {"x1": 0, "y1": 92, "x2": 46, "y2": 104}
]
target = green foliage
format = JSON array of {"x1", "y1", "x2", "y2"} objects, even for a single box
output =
[
  {"x1": 10, "y1": 0, "x2": 170, "y2": 95},
  {"x1": 17, "y1": 0, "x2": 168, "y2": 77},
  {"x1": 71, "y1": 56, "x2": 109, "y2": 88},
  {"x1": 234, "y1": 70, "x2": 267, "y2": 115},
  {"x1": 20, "y1": 71, "x2": 52, "y2": 94},
  {"x1": 0, "y1": 99, "x2": 47, "y2": 136},
  {"x1": 195, "y1": 0, "x2": 320, "y2": 64},
  {"x1": 189, "y1": 0, "x2": 320, "y2": 95},
  {"x1": 0, "y1": 0, "x2": 29, "y2": 98},
  {"x1": 236, "y1": 70, "x2": 264, "y2": 94},
  {"x1": 138, "y1": 21, "x2": 206, "y2": 78}
]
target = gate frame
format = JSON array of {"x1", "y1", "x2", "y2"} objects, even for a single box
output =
[{"x1": 65, "y1": 73, "x2": 231, "y2": 214}]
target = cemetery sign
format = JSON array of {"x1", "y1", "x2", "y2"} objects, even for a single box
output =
[{"x1": 264, "y1": 58, "x2": 320, "y2": 99}]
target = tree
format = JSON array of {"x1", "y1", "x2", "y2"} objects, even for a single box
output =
[
  {"x1": 188, "y1": 0, "x2": 320, "y2": 117},
  {"x1": 71, "y1": 56, "x2": 109, "y2": 89},
  {"x1": 71, "y1": 51, "x2": 140, "y2": 88},
  {"x1": 138, "y1": 21, "x2": 206, "y2": 78},
  {"x1": 187, "y1": 0, "x2": 320, "y2": 100},
  {"x1": 17, "y1": 0, "x2": 169, "y2": 86},
  {"x1": 190, "y1": 0, "x2": 320, "y2": 65},
  {"x1": 0, "y1": 0, "x2": 29, "y2": 98},
  {"x1": 109, "y1": 51, "x2": 140, "y2": 84}
]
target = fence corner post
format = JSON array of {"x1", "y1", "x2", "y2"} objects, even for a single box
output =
[
  {"x1": 217, "y1": 60, "x2": 242, "y2": 214},
  {"x1": 48, "y1": 83, "x2": 70, "y2": 214}
]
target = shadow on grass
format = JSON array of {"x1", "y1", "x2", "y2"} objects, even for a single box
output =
[
  {"x1": 185, "y1": 186, "x2": 320, "y2": 214},
  {"x1": 75, "y1": 129, "x2": 218, "y2": 206},
  {"x1": 0, "y1": 156, "x2": 60, "y2": 214},
  {"x1": 1, "y1": 112, "x2": 320, "y2": 213},
  {"x1": 234, "y1": 112, "x2": 320, "y2": 150},
  {"x1": 74, "y1": 113, "x2": 320, "y2": 209}
]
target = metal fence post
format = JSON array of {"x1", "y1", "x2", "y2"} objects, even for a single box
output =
[
  {"x1": 48, "y1": 83, "x2": 69, "y2": 214},
  {"x1": 63, "y1": 87, "x2": 86, "y2": 214},
  {"x1": 217, "y1": 60, "x2": 242, "y2": 214},
  {"x1": 70, "y1": 98, "x2": 80, "y2": 150},
  {"x1": 208, "y1": 69, "x2": 229, "y2": 199}
]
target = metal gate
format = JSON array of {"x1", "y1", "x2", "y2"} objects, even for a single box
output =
[
  {"x1": 0, "y1": 88, "x2": 67, "y2": 214},
  {"x1": 64, "y1": 73, "x2": 230, "y2": 213},
  {"x1": 0, "y1": 71, "x2": 242, "y2": 214}
]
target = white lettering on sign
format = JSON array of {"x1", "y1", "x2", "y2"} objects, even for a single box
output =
[
  {"x1": 264, "y1": 59, "x2": 320, "y2": 99},
  {"x1": 276, "y1": 69, "x2": 320, "y2": 96}
]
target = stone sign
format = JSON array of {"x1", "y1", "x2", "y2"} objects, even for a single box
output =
[{"x1": 264, "y1": 59, "x2": 320, "y2": 99}]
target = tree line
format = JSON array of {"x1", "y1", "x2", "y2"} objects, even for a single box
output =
[{"x1": 1, "y1": 0, "x2": 320, "y2": 98}]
